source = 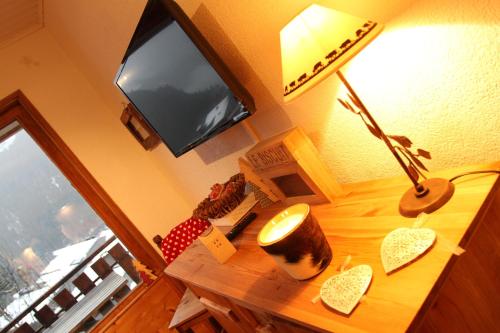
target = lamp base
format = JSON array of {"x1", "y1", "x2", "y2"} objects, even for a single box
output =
[{"x1": 399, "y1": 178, "x2": 455, "y2": 217}]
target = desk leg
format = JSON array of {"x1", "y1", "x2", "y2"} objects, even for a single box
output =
[{"x1": 189, "y1": 285, "x2": 258, "y2": 333}]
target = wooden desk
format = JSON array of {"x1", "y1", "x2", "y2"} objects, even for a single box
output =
[
  {"x1": 45, "y1": 273, "x2": 127, "y2": 333},
  {"x1": 165, "y1": 162, "x2": 500, "y2": 333}
]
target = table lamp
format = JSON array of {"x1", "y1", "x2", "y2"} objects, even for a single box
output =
[{"x1": 280, "y1": 4, "x2": 454, "y2": 217}]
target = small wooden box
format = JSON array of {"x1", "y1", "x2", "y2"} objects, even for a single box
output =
[
  {"x1": 245, "y1": 127, "x2": 342, "y2": 205},
  {"x1": 120, "y1": 103, "x2": 161, "y2": 151}
]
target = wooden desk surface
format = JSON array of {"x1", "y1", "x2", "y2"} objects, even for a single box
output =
[{"x1": 165, "y1": 162, "x2": 499, "y2": 333}]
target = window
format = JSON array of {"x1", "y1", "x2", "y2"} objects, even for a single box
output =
[
  {"x1": 0, "y1": 126, "x2": 141, "y2": 332},
  {"x1": 0, "y1": 92, "x2": 165, "y2": 332}
]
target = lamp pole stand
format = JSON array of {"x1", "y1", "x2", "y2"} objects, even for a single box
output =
[{"x1": 336, "y1": 71, "x2": 454, "y2": 217}]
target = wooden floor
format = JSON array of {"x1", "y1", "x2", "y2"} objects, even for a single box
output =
[{"x1": 91, "y1": 274, "x2": 180, "y2": 333}]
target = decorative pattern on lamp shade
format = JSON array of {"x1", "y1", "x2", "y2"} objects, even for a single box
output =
[{"x1": 280, "y1": 4, "x2": 383, "y2": 102}]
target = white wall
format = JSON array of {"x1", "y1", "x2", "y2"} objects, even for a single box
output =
[
  {"x1": 314, "y1": 0, "x2": 500, "y2": 182},
  {"x1": 42, "y1": 0, "x2": 499, "y2": 209},
  {"x1": 0, "y1": 29, "x2": 192, "y2": 246}
]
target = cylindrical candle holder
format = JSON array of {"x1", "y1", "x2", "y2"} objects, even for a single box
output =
[{"x1": 257, "y1": 203, "x2": 332, "y2": 280}]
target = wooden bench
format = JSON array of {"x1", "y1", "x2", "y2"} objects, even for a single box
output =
[{"x1": 44, "y1": 272, "x2": 127, "y2": 333}]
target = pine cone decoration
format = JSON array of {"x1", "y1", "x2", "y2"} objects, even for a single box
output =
[{"x1": 193, "y1": 173, "x2": 246, "y2": 219}]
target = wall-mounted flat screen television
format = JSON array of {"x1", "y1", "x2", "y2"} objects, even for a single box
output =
[{"x1": 115, "y1": 0, "x2": 255, "y2": 157}]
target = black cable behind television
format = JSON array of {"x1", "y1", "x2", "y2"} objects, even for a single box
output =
[{"x1": 115, "y1": 0, "x2": 255, "y2": 157}]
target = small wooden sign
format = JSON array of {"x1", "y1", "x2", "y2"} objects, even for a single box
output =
[{"x1": 246, "y1": 142, "x2": 293, "y2": 170}]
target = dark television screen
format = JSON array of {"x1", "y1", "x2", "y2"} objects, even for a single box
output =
[{"x1": 115, "y1": 0, "x2": 253, "y2": 157}]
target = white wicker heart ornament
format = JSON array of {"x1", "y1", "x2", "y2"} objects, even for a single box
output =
[
  {"x1": 381, "y1": 227, "x2": 436, "y2": 273},
  {"x1": 320, "y1": 265, "x2": 372, "y2": 314}
]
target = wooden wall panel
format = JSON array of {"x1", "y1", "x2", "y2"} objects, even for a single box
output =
[
  {"x1": 417, "y1": 180, "x2": 500, "y2": 332},
  {"x1": 92, "y1": 274, "x2": 180, "y2": 333}
]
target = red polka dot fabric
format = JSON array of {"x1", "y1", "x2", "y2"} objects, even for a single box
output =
[{"x1": 160, "y1": 217, "x2": 211, "y2": 266}]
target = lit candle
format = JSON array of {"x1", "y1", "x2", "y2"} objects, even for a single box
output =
[
  {"x1": 258, "y1": 212, "x2": 305, "y2": 244},
  {"x1": 257, "y1": 203, "x2": 332, "y2": 280}
]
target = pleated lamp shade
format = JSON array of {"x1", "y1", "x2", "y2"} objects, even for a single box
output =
[{"x1": 280, "y1": 4, "x2": 383, "y2": 102}]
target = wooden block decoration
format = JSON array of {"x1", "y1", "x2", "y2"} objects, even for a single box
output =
[
  {"x1": 381, "y1": 228, "x2": 436, "y2": 273},
  {"x1": 198, "y1": 225, "x2": 237, "y2": 264},
  {"x1": 320, "y1": 265, "x2": 373, "y2": 315},
  {"x1": 245, "y1": 127, "x2": 342, "y2": 205}
]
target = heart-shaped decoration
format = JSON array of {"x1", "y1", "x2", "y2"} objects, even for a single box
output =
[
  {"x1": 320, "y1": 265, "x2": 372, "y2": 315},
  {"x1": 381, "y1": 227, "x2": 436, "y2": 273}
]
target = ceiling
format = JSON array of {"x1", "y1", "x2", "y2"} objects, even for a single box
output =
[{"x1": 0, "y1": 0, "x2": 43, "y2": 49}]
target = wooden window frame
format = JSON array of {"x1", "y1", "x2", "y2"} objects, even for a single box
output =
[{"x1": 0, "y1": 90, "x2": 166, "y2": 274}]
